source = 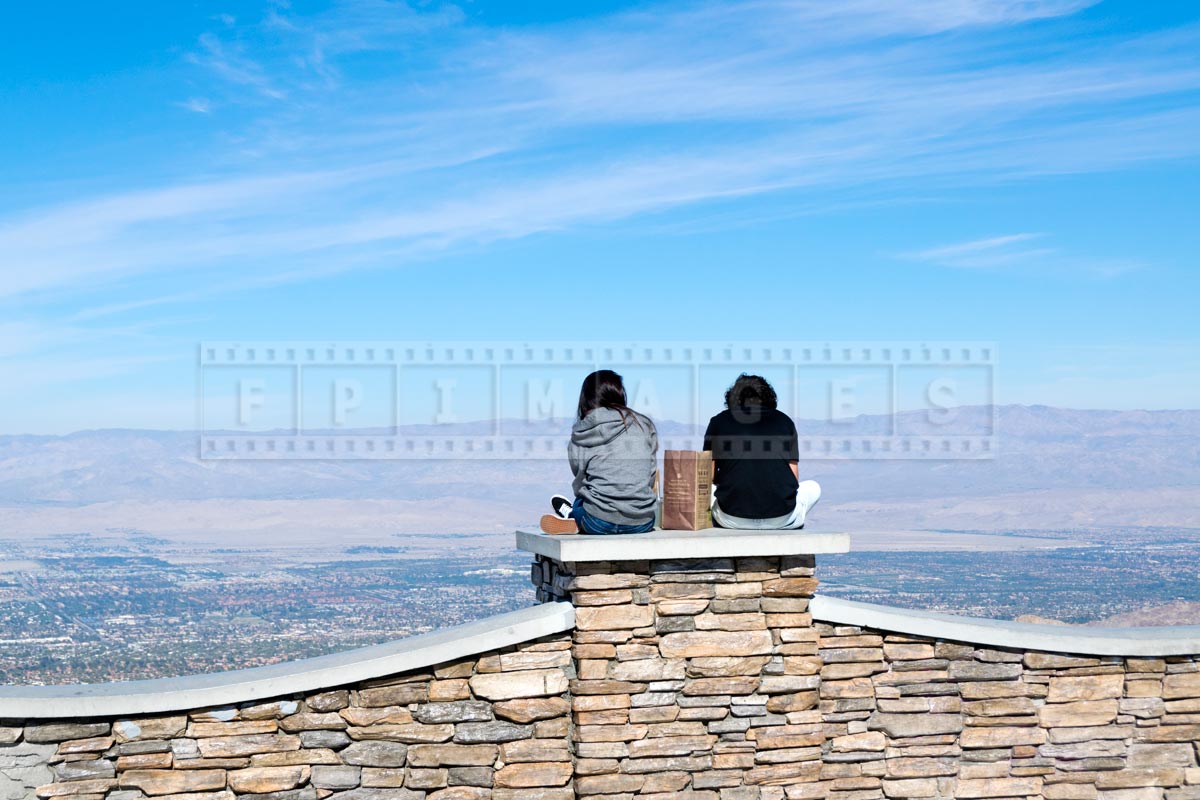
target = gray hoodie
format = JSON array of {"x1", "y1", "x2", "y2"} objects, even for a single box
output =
[{"x1": 569, "y1": 407, "x2": 658, "y2": 525}]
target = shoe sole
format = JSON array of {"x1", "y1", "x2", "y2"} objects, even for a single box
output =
[{"x1": 540, "y1": 514, "x2": 579, "y2": 535}]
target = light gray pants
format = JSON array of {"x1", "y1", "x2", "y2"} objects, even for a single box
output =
[{"x1": 711, "y1": 480, "x2": 822, "y2": 530}]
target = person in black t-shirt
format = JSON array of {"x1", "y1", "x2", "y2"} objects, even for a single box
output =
[{"x1": 703, "y1": 374, "x2": 821, "y2": 529}]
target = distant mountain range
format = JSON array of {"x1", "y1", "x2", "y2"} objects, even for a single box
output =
[{"x1": 0, "y1": 405, "x2": 1197, "y2": 541}]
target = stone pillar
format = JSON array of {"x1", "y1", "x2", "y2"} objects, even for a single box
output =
[{"x1": 520, "y1": 530, "x2": 850, "y2": 800}]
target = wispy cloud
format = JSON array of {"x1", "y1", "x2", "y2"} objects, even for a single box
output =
[
  {"x1": 904, "y1": 234, "x2": 1053, "y2": 269},
  {"x1": 902, "y1": 233, "x2": 1142, "y2": 277},
  {"x1": 0, "y1": 321, "x2": 79, "y2": 360},
  {"x1": 187, "y1": 32, "x2": 287, "y2": 101},
  {"x1": 2, "y1": 0, "x2": 1197, "y2": 305},
  {"x1": 178, "y1": 97, "x2": 214, "y2": 114},
  {"x1": 187, "y1": 0, "x2": 463, "y2": 101},
  {"x1": 0, "y1": 317, "x2": 181, "y2": 414},
  {"x1": 0, "y1": 354, "x2": 177, "y2": 397}
]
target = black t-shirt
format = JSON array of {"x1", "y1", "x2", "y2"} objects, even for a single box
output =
[{"x1": 703, "y1": 407, "x2": 799, "y2": 519}]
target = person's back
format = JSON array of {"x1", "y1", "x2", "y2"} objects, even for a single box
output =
[
  {"x1": 704, "y1": 374, "x2": 820, "y2": 530},
  {"x1": 705, "y1": 405, "x2": 799, "y2": 520},
  {"x1": 540, "y1": 369, "x2": 659, "y2": 535},
  {"x1": 570, "y1": 406, "x2": 658, "y2": 526}
]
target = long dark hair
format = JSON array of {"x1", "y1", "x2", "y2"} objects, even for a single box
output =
[
  {"x1": 577, "y1": 369, "x2": 642, "y2": 428},
  {"x1": 725, "y1": 373, "x2": 778, "y2": 410}
]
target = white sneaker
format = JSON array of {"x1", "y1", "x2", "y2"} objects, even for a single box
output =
[{"x1": 794, "y1": 480, "x2": 822, "y2": 527}]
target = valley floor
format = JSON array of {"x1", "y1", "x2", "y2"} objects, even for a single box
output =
[{"x1": 2, "y1": 525, "x2": 1199, "y2": 685}]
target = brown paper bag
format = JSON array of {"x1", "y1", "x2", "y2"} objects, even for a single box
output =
[{"x1": 661, "y1": 450, "x2": 713, "y2": 530}]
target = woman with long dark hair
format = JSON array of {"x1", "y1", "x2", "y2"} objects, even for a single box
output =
[{"x1": 540, "y1": 370, "x2": 658, "y2": 535}]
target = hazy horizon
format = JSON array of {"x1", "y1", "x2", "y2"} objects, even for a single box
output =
[{"x1": 6, "y1": 401, "x2": 1200, "y2": 439}]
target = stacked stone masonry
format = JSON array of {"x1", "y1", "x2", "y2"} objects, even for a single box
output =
[
  {"x1": 532, "y1": 554, "x2": 1200, "y2": 800},
  {"x1": 811, "y1": 621, "x2": 1200, "y2": 800},
  {"x1": 0, "y1": 632, "x2": 575, "y2": 800},
  {"x1": 4, "y1": 551, "x2": 1200, "y2": 800},
  {"x1": 540, "y1": 554, "x2": 825, "y2": 800}
]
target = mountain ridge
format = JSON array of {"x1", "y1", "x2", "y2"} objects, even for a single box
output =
[{"x1": 1, "y1": 404, "x2": 1196, "y2": 537}]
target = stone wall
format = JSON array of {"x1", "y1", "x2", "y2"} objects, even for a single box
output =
[
  {"x1": 811, "y1": 620, "x2": 1200, "y2": 800},
  {"x1": 0, "y1": 632, "x2": 574, "y2": 800},
  {"x1": 532, "y1": 553, "x2": 1200, "y2": 800},
  {"x1": 5, "y1": 547, "x2": 1200, "y2": 800},
  {"x1": 534, "y1": 554, "x2": 825, "y2": 799}
]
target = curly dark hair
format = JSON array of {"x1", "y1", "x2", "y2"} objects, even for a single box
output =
[{"x1": 724, "y1": 373, "x2": 778, "y2": 410}]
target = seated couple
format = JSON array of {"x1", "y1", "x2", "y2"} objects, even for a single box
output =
[{"x1": 539, "y1": 370, "x2": 821, "y2": 535}]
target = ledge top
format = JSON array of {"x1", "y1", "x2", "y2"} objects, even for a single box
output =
[
  {"x1": 0, "y1": 602, "x2": 575, "y2": 719},
  {"x1": 811, "y1": 596, "x2": 1200, "y2": 658},
  {"x1": 516, "y1": 527, "x2": 851, "y2": 562}
]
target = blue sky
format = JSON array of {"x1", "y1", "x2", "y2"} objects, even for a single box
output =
[{"x1": 1, "y1": 0, "x2": 1198, "y2": 433}]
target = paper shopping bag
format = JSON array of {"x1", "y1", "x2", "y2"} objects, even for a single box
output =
[{"x1": 661, "y1": 450, "x2": 713, "y2": 530}]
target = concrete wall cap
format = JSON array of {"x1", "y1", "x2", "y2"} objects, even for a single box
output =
[
  {"x1": 517, "y1": 528, "x2": 851, "y2": 562},
  {"x1": 0, "y1": 602, "x2": 575, "y2": 719},
  {"x1": 811, "y1": 595, "x2": 1200, "y2": 657}
]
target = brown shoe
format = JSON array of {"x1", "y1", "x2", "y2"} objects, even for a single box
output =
[{"x1": 540, "y1": 514, "x2": 579, "y2": 535}]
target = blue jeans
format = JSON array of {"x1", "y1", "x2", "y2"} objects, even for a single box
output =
[{"x1": 571, "y1": 498, "x2": 655, "y2": 535}]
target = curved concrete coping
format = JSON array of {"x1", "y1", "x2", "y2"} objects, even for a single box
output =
[
  {"x1": 517, "y1": 527, "x2": 850, "y2": 562},
  {"x1": 0, "y1": 602, "x2": 575, "y2": 719},
  {"x1": 810, "y1": 595, "x2": 1200, "y2": 657}
]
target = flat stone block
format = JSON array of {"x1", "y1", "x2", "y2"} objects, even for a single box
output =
[
  {"x1": 659, "y1": 630, "x2": 774, "y2": 658},
  {"x1": 811, "y1": 597, "x2": 1200, "y2": 658},
  {"x1": 517, "y1": 529, "x2": 849, "y2": 563}
]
